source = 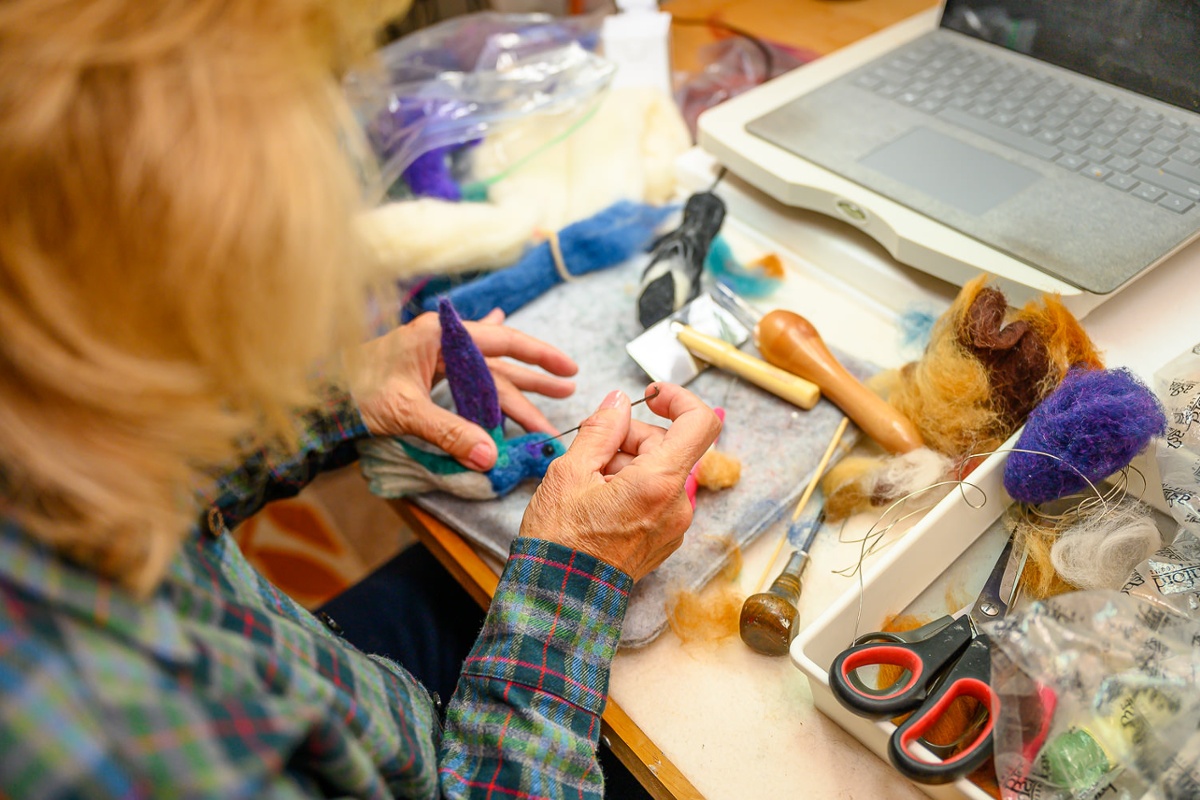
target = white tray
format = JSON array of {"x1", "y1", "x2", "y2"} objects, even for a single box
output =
[{"x1": 791, "y1": 436, "x2": 1020, "y2": 800}]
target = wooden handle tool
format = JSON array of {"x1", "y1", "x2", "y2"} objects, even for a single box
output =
[
  {"x1": 673, "y1": 324, "x2": 820, "y2": 410},
  {"x1": 754, "y1": 310, "x2": 923, "y2": 454}
]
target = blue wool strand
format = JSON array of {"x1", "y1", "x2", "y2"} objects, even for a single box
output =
[
  {"x1": 423, "y1": 200, "x2": 674, "y2": 321},
  {"x1": 705, "y1": 235, "x2": 784, "y2": 299},
  {"x1": 898, "y1": 306, "x2": 938, "y2": 354},
  {"x1": 1003, "y1": 368, "x2": 1167, "y2": 504}
]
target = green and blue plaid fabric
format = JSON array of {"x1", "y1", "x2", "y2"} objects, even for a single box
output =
[{"x1": 0, "y1": 396, "x2": 631, "y2": 798}]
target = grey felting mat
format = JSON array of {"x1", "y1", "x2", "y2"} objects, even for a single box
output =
[{"x1": 406, "y1": 257, "x2": 874, "y2": 648}]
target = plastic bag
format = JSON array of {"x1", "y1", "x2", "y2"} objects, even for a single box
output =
[
  {"x1": 673, "y1": 36, "x2": 810, "y2": 138},
  {"x1": 343, "y1": 12, "x2": 613, "y2": 201},
  {"x1": 1154, "y1": 343, "x2": 1200, "y2": 534},
  {"x1": 987, "y1": 591, "x2": 1200, "y2": 800}
]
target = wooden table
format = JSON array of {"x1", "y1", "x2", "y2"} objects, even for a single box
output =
[{"x1": 664, "y1": 0, "x2": 936, "y2": 74}]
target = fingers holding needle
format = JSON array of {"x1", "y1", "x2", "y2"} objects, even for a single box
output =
[{"x1": 541, "y1": 385, "x2": 663, "y2": 443}]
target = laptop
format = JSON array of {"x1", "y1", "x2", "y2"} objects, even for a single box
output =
[{"x1": 734, "y1": 0, "x2": 1200, "y2": 297}]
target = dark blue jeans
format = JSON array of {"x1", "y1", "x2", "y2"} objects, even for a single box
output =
[{"x1": 316, "y1": 543, "x2": 650, "y2": 799}]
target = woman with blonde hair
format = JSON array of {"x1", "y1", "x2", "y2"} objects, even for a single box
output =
[{"x1": 0, "y1": 1, "x2": 719, "y2": 797}]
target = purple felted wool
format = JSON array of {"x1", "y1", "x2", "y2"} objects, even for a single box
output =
[
  {"x1": 437, "y1": 298, "x2": 501, "y2": 429},
  {"x1": 1004, "y1": 367, "x2": 1167, "y2": 504},
  {"x1": 403, "y1": 146, "x2": 461, "y2": 201}
]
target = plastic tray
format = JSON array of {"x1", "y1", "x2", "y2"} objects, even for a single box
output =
[{"x1": 791, "y1": 437, "x2": 1020, "y2": 800}]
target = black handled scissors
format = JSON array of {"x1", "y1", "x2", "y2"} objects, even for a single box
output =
[{"x1": 828, "y1": 533, "x2": 1025, "y2": 785}]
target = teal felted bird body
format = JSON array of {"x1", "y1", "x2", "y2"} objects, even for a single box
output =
[{"x1": 358, "y1": 299, "x2": 565, "y2": 500}]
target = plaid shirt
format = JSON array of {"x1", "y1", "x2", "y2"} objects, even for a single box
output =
[{"x1": 0, "y1": 397, "x2": 632, "y2": 799}]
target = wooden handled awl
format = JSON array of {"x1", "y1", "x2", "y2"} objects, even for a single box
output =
[
  {"x1": 754, "y1": 310, "x2": 923, "y2": 454},
  {"x1": 673, "y1": 324, "x2": 820, "y2": 410}
]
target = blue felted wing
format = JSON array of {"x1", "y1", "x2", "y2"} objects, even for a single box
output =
[{"x1": 438, "y1": 298, "x2": 502, "y2": 430}]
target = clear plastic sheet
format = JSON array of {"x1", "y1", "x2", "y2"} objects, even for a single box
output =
[
  {"x1": 1120, "y1": 343, "x2": 1200, "y2": 617},
  {"x1": 343, "y1": 12, "x2": 613, "y2": 200},
  {"x1": 1154, "y1": 344, "x2": 1200, "y2": 536}
]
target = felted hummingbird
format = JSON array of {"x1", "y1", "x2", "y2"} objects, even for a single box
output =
[{"x1": 357, "y1": 298, "x2": 566, "y2": 500}]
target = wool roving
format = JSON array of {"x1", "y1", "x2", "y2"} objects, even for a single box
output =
[
  {"x1": 821, "y1": 447, "x2": 954, "y2": 522},
  {"x1": 1003, "y1": 368, "x2": 1167, "y2": 505},
  {"x1": 888, "y1": 275, "x2": 1101, "y2": 460},
  {"x1": 825, "y1": 275, "x2": 1102, "y2": 520},
  {"x1": 1012, "y1": 512, "x2": 1080, "y2": 599},
  {"x1": 1050, "y1": 498, "x2": 1162, "y2": 590},
  {"x1": 402, "y1": 145, "x2": 462, "y2": 201},
  {"x1": 423, "y1": 200, "x2": 673, "y2": 321},
  {"x1": 704, "y1": 235, "x2": 784, "y2": 299}
]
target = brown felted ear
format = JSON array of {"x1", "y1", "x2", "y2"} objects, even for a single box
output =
[{"x1": 958, "y1": 286, "x2": 1052, "y2": 431}]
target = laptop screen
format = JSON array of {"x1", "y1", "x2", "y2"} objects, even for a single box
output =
[{"x1": 940, "y1": 1, "x2": 1200, "y2": 115}]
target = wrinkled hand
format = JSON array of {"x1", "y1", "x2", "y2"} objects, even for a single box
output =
[
  {"x1": 519, "y1": 383, "x2": 721, "y2": 581},
  {"x1": 348, "y1": 308, "x2": 578, "y2": 470}
]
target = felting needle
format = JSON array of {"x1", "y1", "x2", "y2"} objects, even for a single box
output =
[
  {"x1": 754, "y1": 416, "x2": 851, "y2": 593},
  {"x1": 538, "y1": 385, "x2": 663, "y2": 443}
]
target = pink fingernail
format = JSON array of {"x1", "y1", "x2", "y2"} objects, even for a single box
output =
[
  {"x1": 599, "y1": 390, "x2": 627, "y2": 410},
  {"x1": 467, "y1": 442, "x2": 495, "y2": 470}
]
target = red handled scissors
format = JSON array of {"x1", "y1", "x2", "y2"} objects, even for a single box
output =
[{"x1": 828, "y1": 533, "x2": 1025, "y2": 785}]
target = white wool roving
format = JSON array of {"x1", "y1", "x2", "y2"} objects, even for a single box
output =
[
  {"x1": 355, "y1": 86, "x2": 690, "y2": 279},
  {"x1": 873, "y1": 447, "x2": 955, "y2": 493},
  {"x1": 473, "y1": 86, "x2": 691, "y2": 233},
  {"x1": 824, "y1": 447, "x2": 958, "y2": 520},
  {"x1": 1050, "y1": 498, "x2": 1163, "y2": 590},
  {"x1": 357, "y1": 198, "x2": 538, "y2": 277}
]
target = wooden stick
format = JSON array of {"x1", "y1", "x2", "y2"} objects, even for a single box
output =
[{"x1": 754, "y1": 416, "x2": 850, "y2": 592}]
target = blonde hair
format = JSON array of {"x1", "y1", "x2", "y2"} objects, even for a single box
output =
[{"x1": 0, "y1": 0, "x2": 408, "y2": 594}]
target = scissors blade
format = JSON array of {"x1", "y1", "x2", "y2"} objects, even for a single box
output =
[{"x1": 969, "y1": 533, "x2": 1026, "y2": 625}]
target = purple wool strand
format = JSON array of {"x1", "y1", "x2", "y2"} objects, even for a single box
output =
[{"x1": 1003, "y1": 367, "x2": 1166, "y2": 504}]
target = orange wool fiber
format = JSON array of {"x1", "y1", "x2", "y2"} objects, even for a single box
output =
[
  {"x1": 696, "y1": 449, "x2": 741, "y2": 490},
  {"x1": 1011, "y1": 513, "x2": 1079, "y2": 600},
  {"x1": 888, "y1": 277, "x2": 999, "y2": 459},
  {"x1": 821, "y1": 456, "x2": 881, "y2": 521},
  {"x1": 748, "y1": 252, "x2": 786, "y2": 280},
  {"x1": 830, "y1": 276, "x2": 1103, "y2": 521},
  {"x1": 892, "y1": 274, "x2": 1103, "y2": 461},
  {"x1": 665, "y1": 541, "x2": 744, "y2": 644},
  {"x1": 1019, "y1": 293, "x2": 1105, "y2": 386}
]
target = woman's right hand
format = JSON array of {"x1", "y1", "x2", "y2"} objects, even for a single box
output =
[{"x1": 518, "y1": 383, "x2": 721, "y2": 581}]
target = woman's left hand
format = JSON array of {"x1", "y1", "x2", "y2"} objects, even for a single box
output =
[{"x1": 348, "y1": 309, "x2": 578, "y2": 471}]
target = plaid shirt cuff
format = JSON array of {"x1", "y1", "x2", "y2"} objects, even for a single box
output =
[
  {"x1": 208, "y1": 388, "x2": 370, "y2": 527},
  {"x1": 463, "y1": 538, "x2": 632, "y2": 716}
]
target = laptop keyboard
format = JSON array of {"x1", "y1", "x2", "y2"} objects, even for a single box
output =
[{"x1": 853, "y1": 38, "x2": 1200, "y2": 215}]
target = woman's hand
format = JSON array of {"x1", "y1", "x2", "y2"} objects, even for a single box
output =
[
  {"x1": 348, "y1": 308, "x2": 578, "y2": 470},
  {"x1": 519, "y1": 383, "x2": 721, "y2": 581}
]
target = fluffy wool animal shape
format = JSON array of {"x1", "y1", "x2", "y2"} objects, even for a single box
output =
[
  {"x1": 820, "y1": 275, "x2": 1104, "y2": 521},
  {"x1": 357, "y1": 298, "x2": 566, "y2": 500}
]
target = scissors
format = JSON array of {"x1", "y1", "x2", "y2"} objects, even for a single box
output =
[{"x1": 828, "y1": 533, "x2": 1026, "y2": 785}]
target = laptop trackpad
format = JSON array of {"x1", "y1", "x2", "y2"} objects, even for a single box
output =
[{"x1": 859, "y1": 127, "x2": 1039, "y2": 215}]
